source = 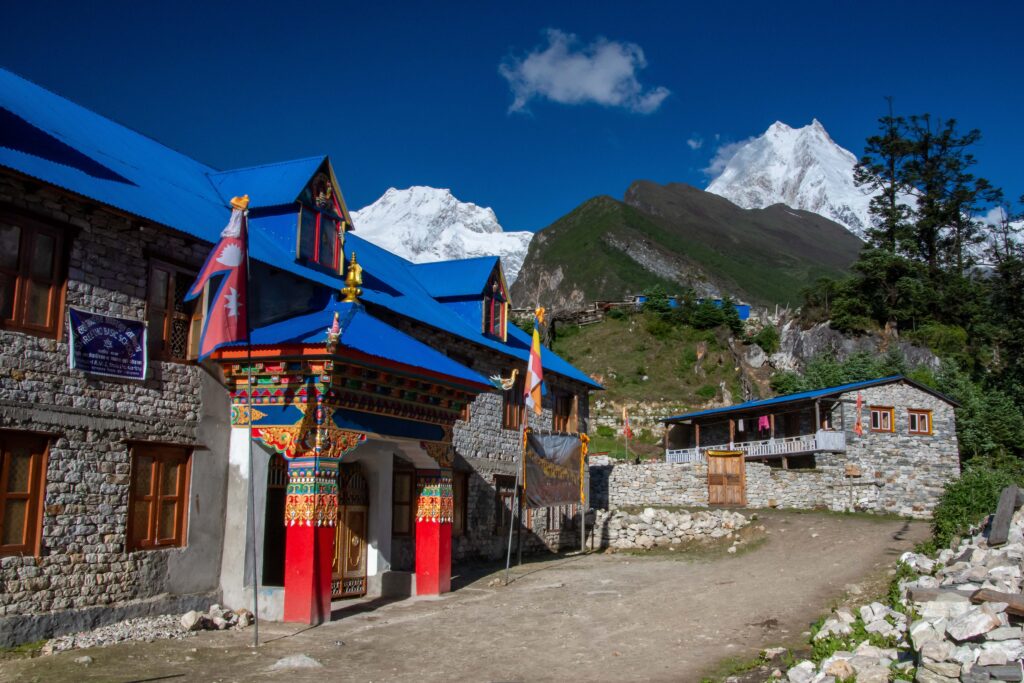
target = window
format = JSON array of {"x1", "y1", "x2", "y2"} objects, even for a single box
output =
[
  {"x1": 546, "y1": 504, "x2": 578, "y2": 532},
  {"x1": 147, "y1": 262, "x2": 201, "y2": 361},
  {"x1": 908, "y1": 409, "x2": 932, "y2": 435},
  {"x1": 0, "y1": 213, "x2": 66, "y2": 336},
  {"x1": 0, "y1": 433, "x2": 48, "y2": 557},
  {"x1": 502, "y1": 370, "x2": 525, "y2": 430},
  {"x1": 392, "y1": 469, "x2": 415, "y2": 536},
  {"x1": 297, "y1": 206, "x2": 342, "y2": 272},
  {"x1": 482, "y1": 283, "x2": 507, "y2": 340},
  {"x1": 452, "y1": 471, "x2": 468, "y2": 537},
  {"x1": 494, "y1": 475, "x2": 517, "y2": 534},
  {"x1": 553, "y1": 393, "x2": 577, "y2": 433},
  {"x1": 128, "y1": 445, "x2": 190, "y2": 550},
  {"x1": 870, "y1": 406, "x2": 894, "y2": 433}
]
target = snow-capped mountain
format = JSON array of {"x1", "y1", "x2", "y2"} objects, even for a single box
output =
[
  {"x1": 351, "y1": 186, "x2": 533, "y2": 282},
  {"x1": 706, "y1": 119, "x2": 874, "y2": 239}
]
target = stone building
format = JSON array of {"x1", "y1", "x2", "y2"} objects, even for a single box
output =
[
  {"x1": 592, "y1": 376, "x2": 960, "y2": 518},
  {"x1": 0, "y1": 68, "x2": 598, "y2": 644}
]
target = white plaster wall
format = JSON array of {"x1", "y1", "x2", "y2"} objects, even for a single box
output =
[{"x1": 343, "y1": 440, "x2": 396, "y2": 584}]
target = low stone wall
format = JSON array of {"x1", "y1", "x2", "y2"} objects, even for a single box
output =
[
  {"x1": 590, "y1": 507, "x2": 748, "y2": 550},
  {"x1": 589, "y1": 455, "x2": 936, "y2": 518}
]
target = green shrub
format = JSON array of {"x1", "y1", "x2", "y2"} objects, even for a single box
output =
[
  {"x1": 909, "y1": 323, "x2": 969, "y2": 359},
  {"x1": 696, "y1": 384, "x2": 717, "y2": 400},
  {"x1": 596, "y1": 425, "x2": 615, "y2": 438},
  {"x1": 606, "y1": 307, "x2": 626, "y2": 320},
  {"x1": 932, "y1": 456, "x2": 1024, "y2": 548},
  {"x1": 644, "y1": 314, "x2": 675, "y2": 340},
  {"x1": 750, "y1": 325, "x2": 780, "y2": 354}
]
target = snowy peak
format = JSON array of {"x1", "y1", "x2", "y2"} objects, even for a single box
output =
[
  {"x1": 706, "y1": 120, "x2": 871, "y2": 239},
  {"x1": 351, "y1": 186, "x2": 533, "y2": 282}
]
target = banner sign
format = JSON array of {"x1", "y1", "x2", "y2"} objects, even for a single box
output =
[
  {"x1": 67, "y1": 307, "x2": 147, "y2": 380},
  {"x1": 523, "y1": 432, "x2": 583, "y2": 509}
]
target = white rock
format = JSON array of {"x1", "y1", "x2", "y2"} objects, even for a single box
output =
[
  {"x1": 180, "y1": 610, "x2": 204, "y2": 632},
  {"x1": 919, "y1": 640, "x2": 953, "y2": 663},
  {"x1": 74, "y1": 655, "x2": 93, "y2": 665},
  {"x1": 922, "y1": 660, "x2": 962, "y2": 678},
  {"x1": 984, "y1": 626, "x2": 1023, "y2": 641},
  {"x1": 946, "y1": 607, "x2": 1002, "y2": 641},
  {"x1": 786, "y1": 660, "x2": 816, "y2": 683},
  {"x1": 270, "y1": 654, "x2": 323, "y2": 670}
]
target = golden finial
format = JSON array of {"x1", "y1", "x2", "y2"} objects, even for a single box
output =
[
  {"x1": 230, "y1": 195, "x2": 250, "y2": 211},
  {"x1": 341, "y1": 251, "x2": 363, "y2": 303}
]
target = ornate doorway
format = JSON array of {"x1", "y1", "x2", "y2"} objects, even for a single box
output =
[{"x1": 332, "y1": 463, "x2": 369, "y2": 599}]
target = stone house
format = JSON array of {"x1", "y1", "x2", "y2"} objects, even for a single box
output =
[
  {"x1": 592, "y1": 376, "x2": 960, "y2": 518},
  {"x1": 0, "y1": 68, "x2": 598, "y2": 644}
]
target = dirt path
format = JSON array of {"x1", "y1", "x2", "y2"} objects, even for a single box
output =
[{"x1": 1, "y1": 510, "x2": 928, "y2": 683}]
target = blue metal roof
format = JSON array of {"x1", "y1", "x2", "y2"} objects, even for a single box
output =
[
  {"x1": 246, "y1": 301, "x2": 489, "y2": 388},
  {"x1": 663, "y1": 376, "x2": 910, "y2": 423},
  {"x1": 208, "y1": 156, "x2": 327, "y2": 210},
  {"x1": 0, "y1": 67, "x2": 601, "y2": 392},
  {"x1": 410, "y1": 257, "x2": 499, "y2": 298}
]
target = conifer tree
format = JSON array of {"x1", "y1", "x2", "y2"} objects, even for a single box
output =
[{"x1": 854, "y1": 100, "x2": 913, "y2": 252}]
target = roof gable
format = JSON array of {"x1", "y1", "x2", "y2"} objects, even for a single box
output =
[{"x1": 410, "y1": 256, "x2": 501, "y2": 299}]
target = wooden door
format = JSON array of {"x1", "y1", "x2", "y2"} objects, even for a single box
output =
[
  {"x1": 332, "y1": 463, "x2": 369, "y2": 599},
  {"x1": 707, "y1": 451, "x2": 746, "y2": 506}
]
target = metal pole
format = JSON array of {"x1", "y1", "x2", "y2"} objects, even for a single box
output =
[
  {"x1": 504, "y1": 408, "x2": 526, "y2": 585},
  {"x1": 242, "y1": 209, "x2": 260, "y2": 647}
]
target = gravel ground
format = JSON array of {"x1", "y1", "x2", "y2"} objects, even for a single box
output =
[
  {"x1": 41, "y1": 614, "x2": 196, "y2": 654},
  {"x1": 0, "y1": 509, "x2": 928, "y2": 683}
]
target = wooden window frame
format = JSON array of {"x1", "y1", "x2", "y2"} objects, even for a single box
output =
[
  {"x1": 502, "y1": 370, "x2": 525, "y2": 430},
  {"x1": 908, "y1": 409, "x2": 933, "y2": 435},
  {"x1": 147, "y1": 260, "x2": 200, "y2": 363},
  {"x1": 297, "y1": 205, "x2": 343, "y2": 274},
  {"x1": 494, "y1": 474, "x2": 517, "y2": 534},
  {"x1": 552, "y1": 392, "x2": 578, "y2": 433},
  {"x1": 391, "y1": 469, "x2": 415, "y2": 537},
  {"x1": 0, "y1": 432, "x2": 48, "y2": 557},
  {"x1": 869, "y1": 406, "x2": 895, "y2": 433},
  {"x1": 0, "y1": 211, "x2": 67, "y2": 338},
  {"x1": 127, "y1": 445, "x2": 191, "y2": 551}
]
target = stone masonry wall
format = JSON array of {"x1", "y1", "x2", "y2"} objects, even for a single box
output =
[
  {"x1": 0, "y1": 176, "x2": 230, "y2": 645},
  {"x1": 590, "y1": 380, "x2": 960, "y2": 519},
  {"x1": 375, "y1": 311, "x2": 592, "y2": 561}
]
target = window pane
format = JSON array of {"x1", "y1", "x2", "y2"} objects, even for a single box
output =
[
  {"x1": 393, "y1": 504, "x2": 410, "y2": 534},
  {"x1": 161, "y1": 461, "x2": 179, "y2": 496},
  {"x1": 6, "y1": 449, "x2": 32, "y2": 493},
  {"x1": 318, "y1": 218, "x2": 336, "y2": 269},
  {"x1": 2, "y1": 499, "x2": 26, "y2": 545},
  {"x1": 0, "y1": 275, "x2": 13, "y2": 319},
  {"x1": 30, "y1": 233, "x2": 55, "y2": 279},
  {"x1": 131, "y1": 501, "x2": 150, "y2": 545},
  {"x1": 158, "y1": 501, "x2": 177, "y2": 540},
  {"x1": 149, "y1": 268, "x2": 169, "y2": 308},
  {"x1": 299, "y1": 210, "x2": 317, "y2": 261},
  {"x1": 134, "y1": 456, "x2": 154, "y2": 495},
  {"x1": 0, "y1": 223, "x2": 20, "y2": 270},
  {"x1": 23, "y1": 281, "x2": 51, "y2": 326}
]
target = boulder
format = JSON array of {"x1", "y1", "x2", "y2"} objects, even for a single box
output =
[
  {"x1": 786, "y1": 660, "x2": 816, "y2": 683},
  {"x1": 946, "y1": 607, "x2": 1001, "y2": 642}
]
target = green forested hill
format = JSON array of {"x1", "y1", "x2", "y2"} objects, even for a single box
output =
[{"x1": 511, "y1": 181, "x2": 862, "y2": 311}]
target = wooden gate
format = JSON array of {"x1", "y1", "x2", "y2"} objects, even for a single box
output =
[
  {"x1": 707, "y1": 450, "x2": 746, "y2": 506},
  {"x1": 332, "y1": 463, "x2": 369, "y2": 599}
]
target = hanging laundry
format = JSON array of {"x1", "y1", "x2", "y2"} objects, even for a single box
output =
[
  {"x1": 737, "y1": 418, "x2": 744, "y2": 431},
  {"x1": 758, "y1": 415, "x2": 770, "y2": 431}
]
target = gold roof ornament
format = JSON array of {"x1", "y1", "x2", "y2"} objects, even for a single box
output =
[
  {"x1": 341, "y1": 251, "x2": 363, "y2": 303},
  {"x1": 230, "y1": 195, "x2": 250, "y2": 211}
]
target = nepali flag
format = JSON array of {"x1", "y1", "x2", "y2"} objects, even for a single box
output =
[
  {"x1": 524, "y1": 307, "x2": 545, "y2": 417},
  {"x1": 185, "y1": 195, "x2": 249, "y2": 360}
]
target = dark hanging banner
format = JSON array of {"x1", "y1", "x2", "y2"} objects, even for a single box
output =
[
  {"x1": 523, "y1": 432, "x2": 583, "y2": 509},
  {"x1": 67, "y1": 307, "x2": 148, "y2": 380}
]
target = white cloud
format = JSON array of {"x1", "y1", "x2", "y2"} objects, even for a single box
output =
[
  {"x1": 979, "y1": 206, "x2": 1007, "y2": 226},
  {"x1": 686, "y1": 136, "x2": 703, "y2": 150},
  {"x1": 499, "y1": 29, "x2": 670, "y2": 114},
  {"x1": 703, "y1": 137, "x2": 755, "y2": 177}
]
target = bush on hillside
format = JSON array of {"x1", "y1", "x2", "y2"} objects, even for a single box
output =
[
  {"x1": 750, "y1": 325, "x2": 780, "y2": 354},
  {"x1": 932, "y1": 455, "x2": 1024, "y2": 549}
]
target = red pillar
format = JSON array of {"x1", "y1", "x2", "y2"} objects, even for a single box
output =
[
  {"x1": 414, "y1": 470, "x2": 453, "y2": 596},
  {"x1": 282, "y1": 459, "x2": 339, "y2": 624}
]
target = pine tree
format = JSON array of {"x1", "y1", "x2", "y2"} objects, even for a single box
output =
[{"x1": 854, "y1": 100, "x2": 913, "y2": 252}]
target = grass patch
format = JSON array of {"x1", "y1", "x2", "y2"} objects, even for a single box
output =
[{"x1": 0, "y1": 638, "x2": 47, "y2": 660}]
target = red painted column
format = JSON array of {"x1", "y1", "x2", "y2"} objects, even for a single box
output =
[
  {"x1": 282, "y1": 459, "x2": 339, "y2": 624},
  {"x1": 414, "y1": 470, "x2": 453, "y2": 596}
]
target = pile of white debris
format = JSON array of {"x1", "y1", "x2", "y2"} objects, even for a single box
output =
[{"x1": 781, "y1": 502, "x2": 1024, "y2": 683}]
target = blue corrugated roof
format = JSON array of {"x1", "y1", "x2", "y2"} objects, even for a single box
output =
[
  {"x1": 410, "y1": 257, "x2": 499, "y2": 298},
  {"x1": 245, "y1": 301, "x2": 489, "y2": 388},
  {"x1": 663, "y1": 376, "x2": 909, "y2": 423},
  {"x1": 208, "y1": 156, "x2": 326, "y2": 210},
  {"x1": 0, "y1": 67, "x2": 601, "y2": 392}
]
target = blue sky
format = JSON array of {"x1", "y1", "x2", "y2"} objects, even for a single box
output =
[{"x1": 2, "y1": 1, "x2": 1021, "y2": 231}]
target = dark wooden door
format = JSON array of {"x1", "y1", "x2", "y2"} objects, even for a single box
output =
[
  {"x1": 707, "y1": 451, "x2": 745, "y2": 506},
  {"x1": 332, "y1": 463, "x2": 369, "y2": 599}
]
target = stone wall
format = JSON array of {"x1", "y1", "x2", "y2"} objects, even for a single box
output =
[
  {"x1": 590, "y1": 507, "x2": 748, "y2": 550},
  {"x1": 0, "y1": 176, "x2": 230, "y2": 645},
  {"x1": 591, "y1": 381, "x2": 960, "y2": 519}
]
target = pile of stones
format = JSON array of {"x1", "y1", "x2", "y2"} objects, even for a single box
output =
[
  {"x1": 781, "y1": 506, "x2": 1024, "y2": 682},
  {"x1": 592, "y1": 506, "x2": 749, "y2": 550},
  {"x1": 42, "y1": 604, "x2": 254, "y2": 654}
]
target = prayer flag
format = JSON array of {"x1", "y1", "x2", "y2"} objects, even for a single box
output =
[
  {"x1": 186, "y1": 195, "x2": 249, "y2": 359},
  {"x1": 524, "y1": 307, "x2": 544, "y2": 416},
  {"x1": 622, "y1": 406, "x2": 633, "y2": 440}
]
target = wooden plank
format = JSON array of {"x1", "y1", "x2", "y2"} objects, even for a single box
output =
[
  {"x1": 988, "y1": 485, "x2": 1019, "y2": 547},
  {"x1": 971, "y1": 588, "x2": 1024, "y2": 617},
  {"x1": 907, "y1": 587, "x2": 975, "y2": 602}
]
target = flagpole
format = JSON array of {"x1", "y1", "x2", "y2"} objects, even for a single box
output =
[
  {"x1": 242, "y1": 207, "x2": 260, "y2": 648},
  {"x1": 504, "y1": 405, "x2": 525, "y2": 586}
]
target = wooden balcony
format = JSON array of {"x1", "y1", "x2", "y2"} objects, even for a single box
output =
[{"x1": 665, "y1": 430, "x2": 846, "y2": 464}]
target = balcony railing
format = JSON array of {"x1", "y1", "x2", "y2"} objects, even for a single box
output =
[{"x1": 665, "y1": 430, "x2": 846, "y2": 464}]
